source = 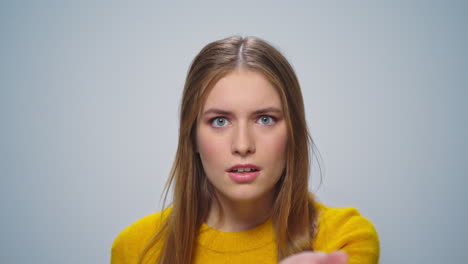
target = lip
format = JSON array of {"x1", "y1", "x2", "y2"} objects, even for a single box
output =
[
  {"x1": 226, "y1": 163, "x2": 261, "y2": 172},
  {"x1": 227, "y1": 170, "x2": 260, "y2": 183},
  {"x1": 226, "y1": 163, "x2": 261, "y2": 183}
]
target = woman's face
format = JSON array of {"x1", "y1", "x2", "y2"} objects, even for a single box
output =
[{"x1": 196, "y1": 69, "x2": 288, "y2": 203}]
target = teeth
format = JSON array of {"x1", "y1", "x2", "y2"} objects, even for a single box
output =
[{"x1": 232, "y1": 168, "x2": 256, "y2": 173}]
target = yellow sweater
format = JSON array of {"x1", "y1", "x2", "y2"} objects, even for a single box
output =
[{"x1": 111, "y1": 202, "x2": 379, "y2": 264}]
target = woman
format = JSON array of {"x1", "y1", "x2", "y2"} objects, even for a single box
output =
[{"x1": 111, "y1": 36, "x2": 379, "y2": 264}]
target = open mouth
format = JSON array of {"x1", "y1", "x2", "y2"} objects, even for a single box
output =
[
  {"x1": 227, "y1": 165, "x2": 261, "y2": 183},
  {"x1": 229, "y1": 168, "x2": 259, "y2": 173}
]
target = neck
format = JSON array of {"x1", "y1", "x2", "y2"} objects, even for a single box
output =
[{"x1": 205, "y1": 192, "x2": 275, "y2": 232}]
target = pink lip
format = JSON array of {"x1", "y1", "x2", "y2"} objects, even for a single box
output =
[
  {"x1": 226, "y1": 164, "x2": 261, "y2": 183},
  {"x1": 227, "y1": 171, "x2": 260, "y2": 183},
  {"x1": 226, "y1": 163, "x2": 261, "y2": 172}
]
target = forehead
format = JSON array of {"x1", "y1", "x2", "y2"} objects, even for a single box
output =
[{"x1": 202, "y1": 70, "x2": 282, "y2": 111}]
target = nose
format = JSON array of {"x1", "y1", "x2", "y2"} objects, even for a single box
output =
[{"x1": 231, "y1": 122, "x2": 255, "y2": 157}]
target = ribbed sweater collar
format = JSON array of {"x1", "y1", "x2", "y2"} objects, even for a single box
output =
[{"x1": 197, "y1": 218, "x2": 275, "y2": 253}]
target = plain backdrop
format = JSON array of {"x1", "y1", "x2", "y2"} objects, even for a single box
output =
[{"x1": 1, "y1": 1, "x2": 467, "y2": 263}]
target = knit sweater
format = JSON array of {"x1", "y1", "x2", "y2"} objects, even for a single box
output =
[{"x1": 111, "y1": 202, "x2": 379, "y2": 264}]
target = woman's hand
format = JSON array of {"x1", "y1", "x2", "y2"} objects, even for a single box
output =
[{"x1": 279, "y1": 251, "x2": 348, "y2": 264}]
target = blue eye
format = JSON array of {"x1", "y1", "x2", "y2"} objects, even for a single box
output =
[
  {"x1": 258, "y1": 115, "x2": 275, "y2": 125},
  {"x1": 211, "y1": 117, "x2": 229, "y2": 127}
]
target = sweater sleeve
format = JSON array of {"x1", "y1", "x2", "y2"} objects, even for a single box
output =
[
  {"x1": 111, "y1": 216, "x2": 153, "y2": 264},
  {"x1": 111, "y1": 226, "x2": 132, "y2": 264},
  {"x1": 314, "y1": 205, "x2": 380, "y2": 264},
  {"x1": 110, "y1": 208, "x2": 171, "y2": 264}
]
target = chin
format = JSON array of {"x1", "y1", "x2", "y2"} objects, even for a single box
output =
[{"x1": 225, "y1": 187, "x2": 270, "y2": 203}]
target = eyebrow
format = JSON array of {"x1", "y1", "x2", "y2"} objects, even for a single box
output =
[{"x1": 202, "y1": 107, "x2": 283, "y2": 116}]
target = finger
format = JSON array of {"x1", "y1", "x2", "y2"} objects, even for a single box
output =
[
  {"x1": 278, "y1": 251, "x2": 328, "y2": 264},
  {"x1": 327, "y1": 251, "x2": 349, "y2": 264}
]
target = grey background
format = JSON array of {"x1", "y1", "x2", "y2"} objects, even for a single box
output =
[{"x1": 1, "y1": 1, "x2": 467, "y2": 263}]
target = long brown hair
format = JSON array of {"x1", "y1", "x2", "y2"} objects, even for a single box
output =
[{"x1": 140, "y1": 36, "x2": 322, "y2": 263}]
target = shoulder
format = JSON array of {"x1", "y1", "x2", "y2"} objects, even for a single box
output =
[
  {"x1": 313, "y1": 202, "x2": 380, "y2": 264},
  {"x1": 111, "y1": 207, "x2": 172, "y2": 264}
]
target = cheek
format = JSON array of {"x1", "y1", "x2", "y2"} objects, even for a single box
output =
[
  {"x1": 263, "y1": 128, "x2": 288, "y2": 161},
  {"x1": 273, "y1": 133, "x2": 288, "y2": 154},
  {"x1": 196, "y1": 129, "x2": 225, "y2": 168}
]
